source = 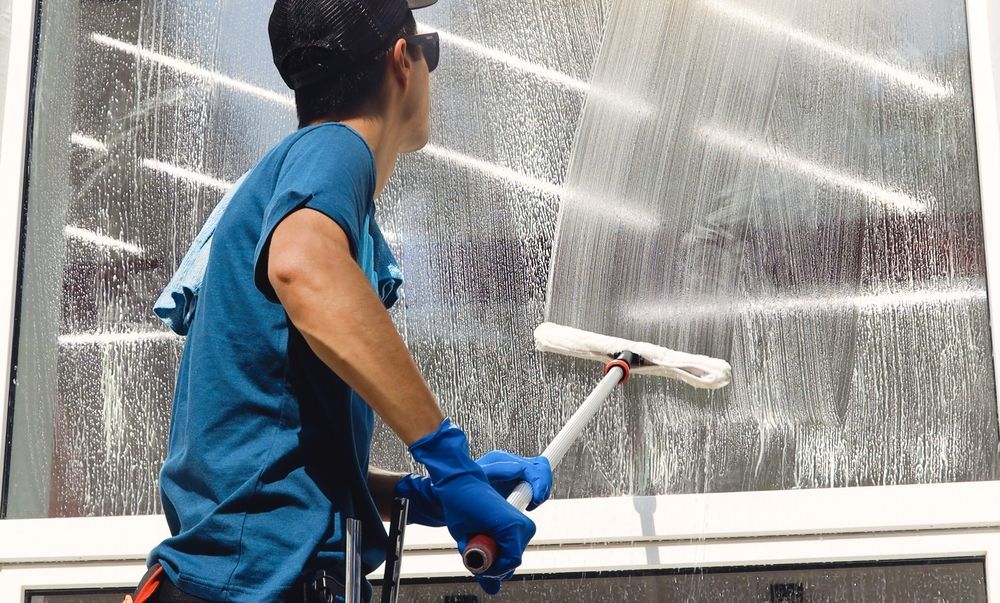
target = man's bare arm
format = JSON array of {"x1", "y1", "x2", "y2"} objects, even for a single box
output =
[{"x1": 268, "y1": 208, "x2": 445, "y2": 444}]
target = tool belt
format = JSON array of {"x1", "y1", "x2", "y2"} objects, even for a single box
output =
[
  {"x1": 125, "y1": 564, "x2": 346, "y2": 603},
  {"x1": 127, "y1": 498, "x2": 408, "y2": 603},
  {"x1": 124, "y1": 565, "x2": 210, "y2": 603}
]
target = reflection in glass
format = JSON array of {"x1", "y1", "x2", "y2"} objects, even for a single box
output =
[
  {"x1": 22, "y1": 559, "x2": 990, "y2": 602},
  {"x1": 374, "y1": 559, "x2": 987, "y2": 602}
]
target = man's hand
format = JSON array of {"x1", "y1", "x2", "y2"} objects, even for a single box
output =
[
  {"x1": 408, "y1": 419, "x2": 538, "y2": 594},
  {"x1": 396, "y1": 451, "x2": 553, "y2": 526},
  {"x1": 476, "y1": 451, "x2": 552, "y2": 510}
]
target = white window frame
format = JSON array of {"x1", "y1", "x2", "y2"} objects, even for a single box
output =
[
  {"x1": 0, "y1": 0, "x2": 36, "y2": 506},
  {"x1": 2, "y1": 0, "x2": 1000, "y2": 599}
]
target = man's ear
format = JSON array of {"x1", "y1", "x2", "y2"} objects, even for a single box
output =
[{"x1": 389, "y1": 38, "x2": 412, "y2": 85}]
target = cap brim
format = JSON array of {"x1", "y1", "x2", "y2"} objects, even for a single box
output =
[{"x1": 407, "y1": 0, "x2": 438, "y2": 8}]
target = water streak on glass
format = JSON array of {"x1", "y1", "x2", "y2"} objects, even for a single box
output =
[
  {"x1": 546, "y1": 0, "x2": 999, "y2": 493},
  {"x1": 6, "y1": 0, "x2": 614, "y2": 517}
]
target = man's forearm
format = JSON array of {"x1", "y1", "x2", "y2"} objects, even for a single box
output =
[{"x1": 269, "y1": 209, "x2": 445, "y2": 444}]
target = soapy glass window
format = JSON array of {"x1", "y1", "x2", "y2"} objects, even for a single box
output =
[{"x1": 3, "y1": 0, "x2": 997, "y2": 519}]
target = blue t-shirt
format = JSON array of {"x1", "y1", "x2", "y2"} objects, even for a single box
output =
[{"x1": 151, "y1": 123, "x2": 401, "y2": 602}]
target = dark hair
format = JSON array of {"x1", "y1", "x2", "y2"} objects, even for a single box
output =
[{"x1": 292, "y1": 14, "x2": 417, "y2": 127}]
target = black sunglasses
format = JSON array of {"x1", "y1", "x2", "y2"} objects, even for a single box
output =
[{"x1": 404, "y1": 32, "x2": 440, "y2": 73}]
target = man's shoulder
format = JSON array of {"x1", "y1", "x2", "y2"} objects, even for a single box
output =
[{"x1": 275, "y1": 123, "x2": 376, "y2": 199}]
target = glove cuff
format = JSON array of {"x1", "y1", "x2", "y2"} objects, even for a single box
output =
[
  {"x1": 393, "y1": 473, "x2": 430, "y2": 500},
  {"x1": 408, "y1": 418, "x2": 485, "y2": 486},
  {"x1": 394, "y1": 474, "x2": 446, "y2": 527}
]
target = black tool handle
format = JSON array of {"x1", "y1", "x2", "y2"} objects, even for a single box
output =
[{"x1": 381, "y1": 497, "x2": 410, "y2": 603}]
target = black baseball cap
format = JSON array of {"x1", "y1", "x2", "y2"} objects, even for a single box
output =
[{"x1": 269, "y1": 0, "x2": 439, "y2": 90}]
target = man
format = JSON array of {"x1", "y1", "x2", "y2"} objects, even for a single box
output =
[{"x1": 130, "y1": 0, "x2": 553, "y2": 601}]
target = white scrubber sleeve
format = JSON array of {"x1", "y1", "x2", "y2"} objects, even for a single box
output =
[{"x1": 533, "y1": 322, "x2": 732, "y2": 389}]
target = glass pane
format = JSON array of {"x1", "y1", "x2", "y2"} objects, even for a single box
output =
[
  {"x1": 545, "y1": 0, "x2": 999, "y2": 493},
  {"x1": 4, "y1": 0, "x2": 996, "y2": 520},
  {"x1": 6, "y1": 0, "x2": 301, "y2": 518},
  {"x1": 4, "y1": 0, "x2": 610, "y2": 517},
  {"x1": 28, "y1": 593, "x2": 127, "y2": 603},
  {"x1": 373, "y1": 559, "x2": 988, "y2": 602},
  {"x1": 5, "y1": 0, "x2": 301, "y2": 517}
]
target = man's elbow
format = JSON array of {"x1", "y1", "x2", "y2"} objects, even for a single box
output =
[
  {"x1": 267, "y1": 248, "x2": 307, "y2": 296},
  {"x1": 267, "y1": 238, "x2": 349, "y2": 308},
  {"x1": 267, "y1": 239, "x2": 339, "y2": 311},
  {"x1": 267, "y1": 210, "x2": 354, "y2": 297}
]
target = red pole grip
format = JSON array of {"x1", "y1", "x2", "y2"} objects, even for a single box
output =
[{"x1": 462, "y1": 534, "x2": 497, "y2": 575}]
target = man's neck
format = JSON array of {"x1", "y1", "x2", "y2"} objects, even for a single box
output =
[{"x1": 338, "y1": 116, "x2": 400, "y2": 200}]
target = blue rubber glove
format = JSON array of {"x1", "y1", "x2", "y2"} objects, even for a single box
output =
[
  {"x1": 476, "y1": 451, "x2": 552, "y2": 511},
  {"x1": 407, "y1": 419, "x2": 537, "y2": 595},
  {"x1": 395, "y1": 451, "x2": 553, "y2": 526},
  {"x1": 394, "y1": 473, "x2": 446, "y2": 527}
]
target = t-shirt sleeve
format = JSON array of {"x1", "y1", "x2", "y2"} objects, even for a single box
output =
[{"x1": 253, "y1": 130, "x2": 373, "y2": 302}]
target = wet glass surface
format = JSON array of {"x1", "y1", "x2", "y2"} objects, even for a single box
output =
[
  {"x1": 6, "y1": 0, "x2": 611, "y2": 517},
  {"x1": 5, "y1": 0, "x2": 997, "y2": 518},
  {"x1": 378, "y1": 559, "x2": 988, "y2": 602},
  {"x1": 545, "y1": 0, "x2": 999, "y2": 493}
]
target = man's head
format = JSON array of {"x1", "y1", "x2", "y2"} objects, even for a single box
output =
[{"x1": 269, "y1": 0, "x2": 439, "y2": 148}]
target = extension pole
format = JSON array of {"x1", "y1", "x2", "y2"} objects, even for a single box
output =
[{"x1": 461, "y1": 352, "x2": 638, "y2": 574}]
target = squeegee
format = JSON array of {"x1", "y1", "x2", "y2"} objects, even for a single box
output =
[{"x1": 461, "y1": 322, "x2": 732, "y2": 574}]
